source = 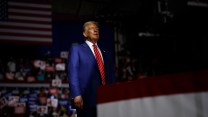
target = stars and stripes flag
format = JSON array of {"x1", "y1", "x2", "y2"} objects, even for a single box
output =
[{"x1": 0, "y1": 0, "x2": 52, "y2": 44}]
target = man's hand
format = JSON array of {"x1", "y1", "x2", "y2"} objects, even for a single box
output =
[{"x1": 74, "y1": 95, "x2": 83, "y2": 109}]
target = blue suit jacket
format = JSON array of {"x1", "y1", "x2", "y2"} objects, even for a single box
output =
[{"x1": 68, "y1": 42, "x2": 115, "y2": 108}]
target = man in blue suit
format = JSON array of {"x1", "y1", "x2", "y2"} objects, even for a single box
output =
[{"x1": 68, "y1": 21, "x2": 116, "y2": 117}]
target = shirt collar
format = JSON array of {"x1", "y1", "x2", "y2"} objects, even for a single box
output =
[{"x1": 85, "y1": 40, "x2": 97, "y2": 47}]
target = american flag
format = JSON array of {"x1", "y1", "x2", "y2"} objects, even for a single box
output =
[{"x1": 0, "y1": 0, "x2": 52, "y2": 44}]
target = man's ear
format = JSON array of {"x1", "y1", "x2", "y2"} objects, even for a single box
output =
[{"x1": 83, "y1": 32, "x2": 87, "y2": 37}]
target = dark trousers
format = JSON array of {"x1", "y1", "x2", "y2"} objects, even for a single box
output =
[{"x1": 76, "y1": 107, "x2": 97, "y2": 117}]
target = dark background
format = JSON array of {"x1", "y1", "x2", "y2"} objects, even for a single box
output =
[{"x1": 1, "y1": 0, "x2": 208, "y2": 75}]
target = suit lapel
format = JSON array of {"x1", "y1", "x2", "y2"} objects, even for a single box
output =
[
  {"x1": 82, "y1": 43, "x2": 108, "y2": 72},
  {"x1": 82, "y1": 43, "x2": 97, "y2": 66}
]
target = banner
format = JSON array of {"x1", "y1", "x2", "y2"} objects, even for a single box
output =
[{"x1": 97, "y1": 70, "x2": 208, "y2": 117}]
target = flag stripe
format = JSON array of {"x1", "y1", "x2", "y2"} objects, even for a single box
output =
[
  {"x1": 9, "y1": 11, "x2": 51, "y2": 18},
  {"x1": 0, "y1": 25, "x2": 51, "y2": 31},
  {"x1": 0, "y1": 35, "x2": 51, "y2": 42},
  {"x1": 9, "y1": 8, "x2": 52, "y2": 16},
  {"x1": 8, "y1": 1, "x2": 52, "y2": 9},
  {"x1": 0, "y1": 39, "x2": 51, "y2": 45},
  {"x1": 0, "y1": 32, "x2": 52, "y2": 38},
  {"x1": 97, "y1": 70, "x2": 208, "y2": 104},
  {"x1": 0, "y1": 0, "x2": 52, "y2": 44},
  {"x1": 6, "y1": 19, "x2": 51, "y2": 24},
  {"x1": 97, "y1": 92, "x2": 208, "y2": 117},
  {"x1": 0, "y1": 22, "x2": 51, "y2": 29},
  {"x1": 9, "y1": 15, "x2": 51, "y2": 22},
  {"x1": 9, "y1": 5, "x2": 52, "y2": 12}
]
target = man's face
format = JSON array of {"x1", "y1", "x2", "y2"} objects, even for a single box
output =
[{"x1": 83, "y1": 23, "x2": 99, "y2": 42}]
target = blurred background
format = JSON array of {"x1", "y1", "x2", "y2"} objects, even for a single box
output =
[{"x1": 0, "y1": 0, "x2": 208, "y2": 116}]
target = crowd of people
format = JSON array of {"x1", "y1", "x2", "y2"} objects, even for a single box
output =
[
  {"x1": 0, "y1": 51, "x2": 76, "y2": 117},
  {"x1": 0, "y1": 38, "x2": 164, "y2": 117},
  {"x1": 0, "y1": 49, "x2": 146, "y2": 117}
]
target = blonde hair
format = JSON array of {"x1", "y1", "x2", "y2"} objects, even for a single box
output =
[{"x1": 83, "y1": 21, "x2": 99, "y2": 32}]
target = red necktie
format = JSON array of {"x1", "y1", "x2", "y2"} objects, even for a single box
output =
[{"x1": 93, "y1": 44, "x2": 106, "y2": 85}]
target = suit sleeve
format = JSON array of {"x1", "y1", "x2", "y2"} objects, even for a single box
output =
[{"x1": 68, "y1": 45, "x2": 81, "y2": 99}]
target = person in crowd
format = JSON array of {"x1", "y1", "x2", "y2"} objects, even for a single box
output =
[{"x1": 67, "y1": 21, "x2": 116, "y2": 117}]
